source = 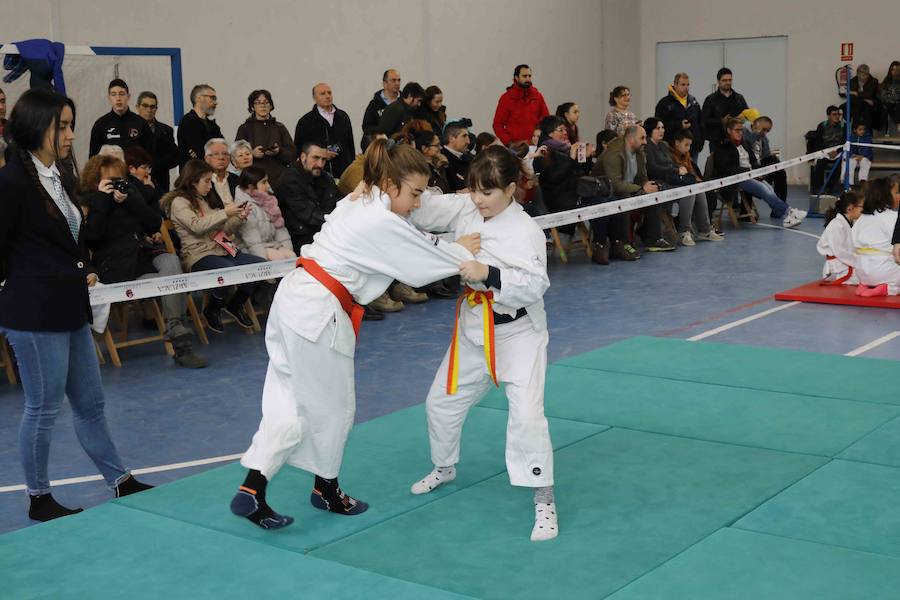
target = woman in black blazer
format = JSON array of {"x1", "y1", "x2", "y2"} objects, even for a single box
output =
[{"x1": 0, "y1": 89, "x2": 151, "y2": 522}]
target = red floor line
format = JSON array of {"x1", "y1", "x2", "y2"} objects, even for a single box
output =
[{"x1": 659, "y1": 295, "x2": 774, "y2": 337}]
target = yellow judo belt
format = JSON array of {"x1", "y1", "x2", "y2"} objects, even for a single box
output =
[
  {"x1": 855, "y1": 247, "x2": 890, "y2": 255},
  {"x1": 446, "y1": 287, "x2": 499, "y2": 395}
]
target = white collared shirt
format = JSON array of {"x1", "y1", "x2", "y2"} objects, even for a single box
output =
[
  {"x1": 317, "y1": 105, "x2": 336, "y2": 127},
  {"x1": 212, "y1": 172, "x2": 234, "y2": 205},
  {"x1": 443, "y1": 145, "x2": 464, "y2": 159},
  {"x1": 30, "y1": 153, "x2": 81, "y2": 229}
]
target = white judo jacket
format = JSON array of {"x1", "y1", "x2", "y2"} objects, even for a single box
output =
[
  {"x1": 277, "y1": 187, "x2": 474, "y2": 357},
  {"x1": 852, "y1": 209, "x2": 900, "y2": 292},
  {"x1": 408, "y1": 192, "x2": 550, "y2": 343},
  {"x1": 816, "y1": 214, "x2": 856, "y2": 281}
]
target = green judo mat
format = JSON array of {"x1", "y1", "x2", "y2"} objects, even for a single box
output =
[{"x1": 3, "y1": 336, "x2": 900, "y2": 599}]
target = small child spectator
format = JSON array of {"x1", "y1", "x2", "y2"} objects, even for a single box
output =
[
  {"x1": 234, "y1": 166, "x2": 296, "y2": 261},
  {"x1": 842, "y1": 123, "x2": 873, "y2": 185}
]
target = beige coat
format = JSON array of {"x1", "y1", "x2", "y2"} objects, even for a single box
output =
[{"x1": 161, "y1": 191, "x2": 244, "y2": 270}]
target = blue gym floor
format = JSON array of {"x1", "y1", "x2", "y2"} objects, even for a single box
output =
[{"x1": 1, "y1": 186, "x2": 898, "y2": 539}]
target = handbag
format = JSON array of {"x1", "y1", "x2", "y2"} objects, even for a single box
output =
[{"x1": 576, "y1": 175, "x2": 612, "y2": 198}]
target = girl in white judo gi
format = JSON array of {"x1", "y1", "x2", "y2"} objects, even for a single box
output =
[
  {"x1": 817, "y1": 190, "x2": 863, "y2": 285},
  {"x1": 407, "y1": 146, "x2": 559, "y2": 541},
  {"x1": 852, "y1": 177, "x2": 900, "y2": 296},
  {"x1": 230, "y1": 140, "x2": 481, "y2": 529}
]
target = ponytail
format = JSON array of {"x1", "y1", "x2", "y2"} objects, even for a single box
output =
[
  {"x1": 825, "y1": 189, "x2": 862, "y2": 226},
  {"x1": 363, "y1": 138, "x2": 430, "y2": 192}
]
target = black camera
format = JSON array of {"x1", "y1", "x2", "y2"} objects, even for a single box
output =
[{"x1": 110, "y1": 178, "x2": 129, "y2": 193}]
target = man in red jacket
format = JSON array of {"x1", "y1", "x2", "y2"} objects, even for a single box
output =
[{"x1": 492, "y1": 64, "x2": 550, "y2": 145}]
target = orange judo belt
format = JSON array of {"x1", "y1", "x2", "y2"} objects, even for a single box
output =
[
  {"x1": 446, "y1": 286, "x2": 499, "y2": 395},
  {"x1": 296, "y1": 257, "x2": 364, "y2": 338},
  {"x1": 820, "y1": 256, "x2": 854, "y2": 286}
]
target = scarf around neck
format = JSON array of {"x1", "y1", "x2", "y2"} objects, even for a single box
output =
[{"x1": 247, "y1": 188, "x2": 284, "y2": 228}]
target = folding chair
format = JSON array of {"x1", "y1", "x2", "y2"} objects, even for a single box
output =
[
  {"x1": 1, "y1": 333, "x2": 17, "y2": 385},
  {"x1": 703, "y1": 154, "x2": 757, "y2": 229},
  {"x1": 549, "y1": 223, "x2": 593, "y2": 263},
  {"x1": 160, "y1": 220, "x2": 210, "y2": 344}
]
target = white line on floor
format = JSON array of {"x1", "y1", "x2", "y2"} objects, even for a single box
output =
[
  {"x1": 0, "y1": 453, "x2": 244, "y2": 494},
  {"x1": 845, "y1": 331, "x2": 900, "y2": 357},
  {"x1": 753, "y1": 222, "x2": 821, "y2": 239},
  {"x1": 687, "y1": 302, "x2": 801, "y2": 341}
]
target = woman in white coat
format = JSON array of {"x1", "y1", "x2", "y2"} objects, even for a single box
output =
[
  {"x1": 817, "y1": 190, "x2": 863, "y2": 285},
  {"x1": 852, "y1": 177, "x2": 900, "y2": 296},
  {"x1": 230, "y1": 140, "x2": 482, "y2": 529},
  {"x1": 233, "y1": 165, "x2": 295, "y2": 260}
]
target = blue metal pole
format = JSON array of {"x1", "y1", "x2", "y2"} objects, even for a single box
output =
[{"x1": 843, "y1": 65, "x2": 852, "y2": 190}]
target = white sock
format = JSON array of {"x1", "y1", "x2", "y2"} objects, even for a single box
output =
[
  {"x1": 410, "y1": 465, "x2": 456, "y2": 495},
  {"x1": 531, "y1": 500, "x2": 558, "y2": 541}
]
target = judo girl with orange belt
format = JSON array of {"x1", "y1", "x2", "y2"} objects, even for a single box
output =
[
  {"x1": 230, "y1": 139, "x2": 480, "y2": 529},
  {"x1": 407, "y1": 146, "x2": 558, "y2": 541}
]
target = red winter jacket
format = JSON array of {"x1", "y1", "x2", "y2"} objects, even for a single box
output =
[{"x1": 492, "y1": 84, "x2": 550, "y2": 145}]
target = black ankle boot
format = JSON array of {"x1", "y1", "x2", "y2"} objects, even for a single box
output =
[
  {"x1": 203, "y1": 295, "x2": 226, "y2": 333},
  {"x1": 224, "y1": 294, "x2": 254, "y2": 329},
  {"x1": 28, "y1": 493, "x2": 83, "y2": 522}
]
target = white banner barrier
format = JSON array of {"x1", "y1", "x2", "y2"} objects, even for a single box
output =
[
  {"x1": 850, "y1": 142, "x2": 900, "y2": 152},
  {"x1": 88, "y1": 145, "x2": 839, "y2": 306}
]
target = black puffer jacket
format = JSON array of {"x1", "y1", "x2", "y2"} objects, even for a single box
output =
[
  {"x1": 272, "y1": 164, "x2": 342, "y2": 253},
  {"x1": 700, "y1": 90, "x2": 748, "y2": 144},
  {"x1": 533, "y1": 146, "x2": 589, "y2": 212}
]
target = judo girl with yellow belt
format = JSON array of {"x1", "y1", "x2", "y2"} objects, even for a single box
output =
[{"x1": 407, "y1": 146, "x2": 558, "y2": 541}]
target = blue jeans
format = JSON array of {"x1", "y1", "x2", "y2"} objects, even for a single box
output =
[
  {"x1": 191, "y1": 251, "x2": 266, "y2": 300},
  {"x1": 737, "y1": 179, "x2": 789, "y2": 218},
  {"x1": 3, "y1": 324, "x2": 129, "y2": 495}
]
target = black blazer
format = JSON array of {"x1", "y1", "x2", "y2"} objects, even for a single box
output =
[
  {"x1": 0, "y1": 153, "x2": 95, "y2": 331},
  {"x1": 293, "y1": 106, "x2": 356, "y2": 179}
]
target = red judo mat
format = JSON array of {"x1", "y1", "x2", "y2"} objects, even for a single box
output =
[{"x1": 774, "y1": 281, "x2": 900, "y2": 308}]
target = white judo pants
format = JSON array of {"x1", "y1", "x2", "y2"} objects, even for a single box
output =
[
  {"x1": 857, "y1": 254, "x2": 900, "y2": 295},
  {"x1": 241, "y1": 304, "x2": 355, "y2": 480},
  {"x1": 426, "y1": 316, "x2": 553, "y2": 487},
  {"x1": 841, "y1": 157, "x2": 872, "y2": 184}
]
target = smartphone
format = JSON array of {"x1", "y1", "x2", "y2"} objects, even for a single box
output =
[{"x1": 576, "y1": 143, "x2": 586, "y2": 163}]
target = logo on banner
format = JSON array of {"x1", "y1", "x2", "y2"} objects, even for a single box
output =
[
  {"x1": 156, "y1": 277, "x2": 189, "y2": 294},
  {"x1": 217, "y1": 276, "x2": 225, "y2": 285},
  {"x1": 841, "y1": 42, "x2": 854, "y2": 62},
  {"x1": 125, "y1": 289, "x2": 134, "y2": 299},
  {"x1": 248, "y1": 264, "x2": 273, "y2": 280}
]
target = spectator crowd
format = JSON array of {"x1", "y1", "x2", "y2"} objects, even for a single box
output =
[{"x1": 3, "y1": 58, "x2": 899, "y2": 369}]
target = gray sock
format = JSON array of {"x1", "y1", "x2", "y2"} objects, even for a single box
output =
[{"x1": 534, "y1": 485, "x2": 554, "y2": 504}]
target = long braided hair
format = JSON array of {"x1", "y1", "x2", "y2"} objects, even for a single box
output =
[{"x1": 7, "y1": 89, "x2": 80, "y2": 219}]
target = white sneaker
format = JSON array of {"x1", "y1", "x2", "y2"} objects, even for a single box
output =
[
  {"x1": 679, "y1": 231, "x2": 695, "y2": 247},
  {"x1": 695, "y1": 230, "x2": 724, "y2": 242},
  {"x1": 530, "y1": 502, "x2": 559, "y2": 541},
  {"x1": 410, "y1": 466, "x2": 456, "y2": 495},
  {"x1": 790, "y1": 208, "x2": 808, "y2": 220},
  {"x1": 782, "y1": 208, "x2": 804, "y2": 229}
]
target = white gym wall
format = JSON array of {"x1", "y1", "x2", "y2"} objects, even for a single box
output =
[{"x1": 4, "y1": 0, "x2": 898, "y2": 183}]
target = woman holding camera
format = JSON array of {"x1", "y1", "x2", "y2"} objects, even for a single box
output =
[
  {"x1": 79, "y1": 154, "x2": 206, "y2": 368},
  {"x1": 235, "y1": 89, "x2": 295, "y2": 184},
  {"x1": 0, "y1": 89, "x2": 153, "y2": 522}
]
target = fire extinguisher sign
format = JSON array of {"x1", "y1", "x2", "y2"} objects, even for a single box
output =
[{"x1": 841, "y1": 42, "x2": 854, "y2": 62}]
